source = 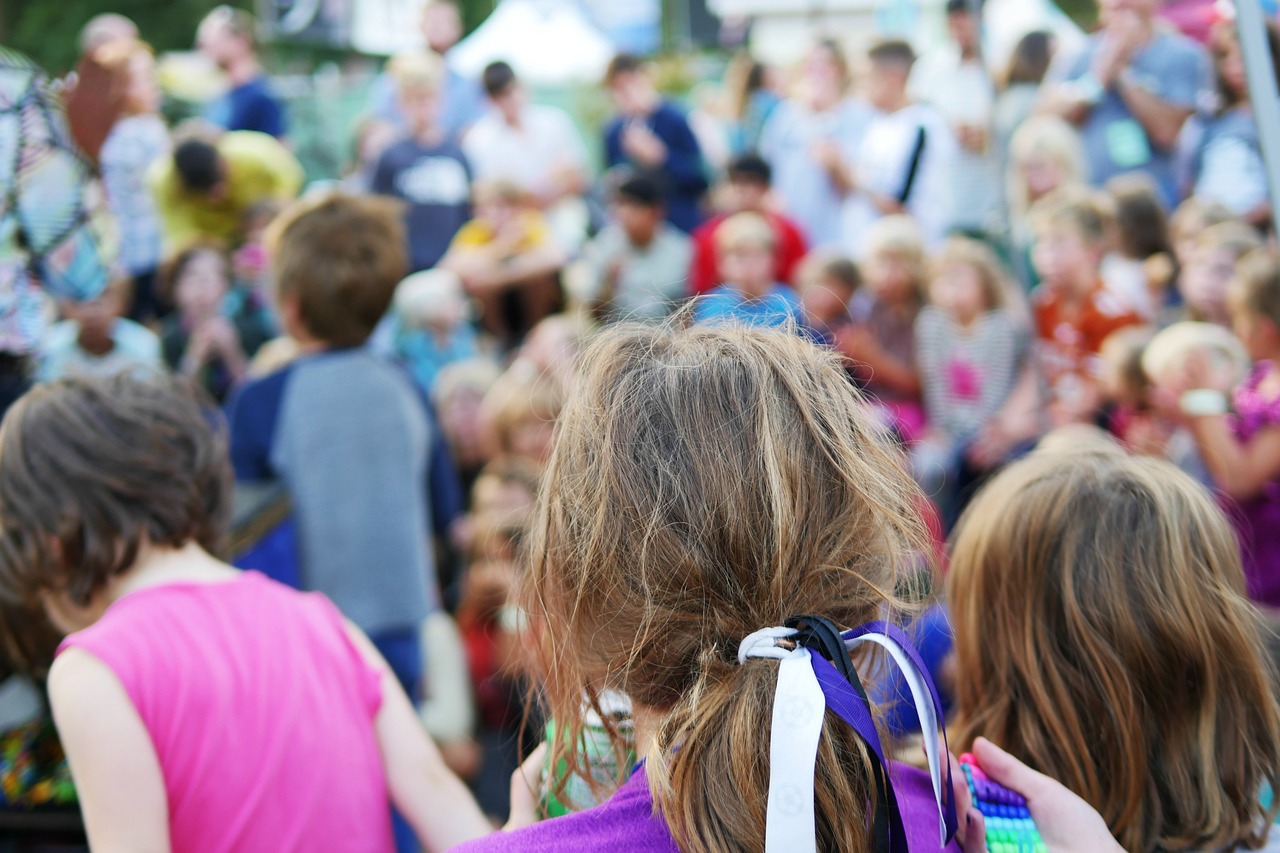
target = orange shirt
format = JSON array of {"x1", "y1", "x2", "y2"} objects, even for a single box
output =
[{"x1": 1034, "y1": 283, "x2": 1141, "y2": 406}]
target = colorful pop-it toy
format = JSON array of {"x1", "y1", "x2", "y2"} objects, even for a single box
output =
[{"x1": 959, "y1": 752, "x2": 1046, "y2": 853}]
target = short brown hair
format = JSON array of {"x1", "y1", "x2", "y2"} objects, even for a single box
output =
[
  {"x1": 1030, "y1": 184, "x2": 1111, "y2": 247},
  {"x1": 0, "y1": 374, "x2": 231, "y2": 609},
  {"x1": 604, "y1": 53, "x2": 644, "y2": 85},
  {"x1": 948, "y1": 451, "x2": 1280, "y2": 852},
  {"x1": 867, "y1": 38, "x2": 917, "y2": 69},
  {"x1": 162, "y1": 238, "x2": 231, "y2": 301},
  {"x1": 268, "y1": 193, "x2": 407, "y2": 347}
]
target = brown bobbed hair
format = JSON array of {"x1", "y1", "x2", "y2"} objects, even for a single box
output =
[
  {"x1": 523, "y1": 322, "x2": 930, "y2": 853},
  {"x1": 267, "y1": 193, "x2": 407, "y2": 348},
  {"x1": 947, "y1": 450, "x2": 1280, "y2": 853},
  {"x1": 0, "y1": 373, "x2": 231, "y2": 609}
]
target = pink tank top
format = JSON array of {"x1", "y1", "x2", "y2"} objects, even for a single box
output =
[{"x1": 59, "y1": 571, "x2": 393, "y2": 853}]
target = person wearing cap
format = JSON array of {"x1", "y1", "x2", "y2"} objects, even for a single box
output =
[
  {"x1": 1038, "y1": 0, "x2": 1209, "y2": 208},
  {"x1": 688, "y1": 154, "x2": 809, "y2": 296},
  {"x1": 196, "y1": 5, "x2": 287, "y2": 139},
  {"x1": 581, "y1": 173, "x2": 692, "y2": 324}
]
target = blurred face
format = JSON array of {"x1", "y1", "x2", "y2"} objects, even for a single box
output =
[
  {"x1": 1032, "y1": 226, "x2": 1099, "y2": 295},
  {"x1": 720, "y1": 243, "x2": 775, "y2": 296},
  {"x1": 511, "y1": 416, "x2": 556, "y2": 464},
  {"x1": 68, "y1": 288, "x2": 125, "y2": 349},
  {"x1": 125, "y1": 52, "x2": 161, "y2": 115},
  {"x1": 196, "y1": 20, "x2": 241, "y2": 70},
  {"x1": 608, "y1": 71, "x2": 655, "y2": 117},
  {"x1": 490, "y1": 83, "x2": 524, "y2": 123},
  {"x1": 930, "y1": 261, "x2": 987, "y2": 324},
  {"x1": 803, "y1": 45, "x2": 844, "y2": 102},
  {"x1": 1181, "y1": 245, "x2": 1237, "y2": 324},
  {"x1": 1022, "y1": 155, "x2": 1064, "y2": 201},
  {"x1": 726, "y1": 176, "x2": 769, "y2": 213},
  {"x1": 421, "y1": 3, "x2": 462, "y2": 54},
  {"x1": 441, "y1": 387, "x2": 488, "y2": 467},
  {"x1": 399, "y1": 85, "x2": 439, "y2": 135},
  {"x1": 799, "y1": 278, "x2": 850, "y2": 327},
  {"x1": 175, "y1": 251, "x2": 229, "y2": 323},
  {"x1": 947, "y1": 10, "x2": 979, "y2": 55},
  {"x1": 614, "y1": 199, "x2": 661, "y2": 245},
  {"x1": 865, "y1": 63, "x2": 909, "y2": 112},
  {"x1": 1212, "y1": 24, "x2": 1247, "y2": 102},
  {"x1": 865, "y1": 250, "x2": 916, "y2": 304},
  {"x1": 478, "y1": 195, "x2": 520, "y2": 232}
]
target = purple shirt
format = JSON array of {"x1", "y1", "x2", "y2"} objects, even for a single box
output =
[
  {"x1": 453, "y1": 760, "x2": 959, "y2": 852},
  {"x1": 1228, "y1": 361, "x2": 1280, "y2": 607}
]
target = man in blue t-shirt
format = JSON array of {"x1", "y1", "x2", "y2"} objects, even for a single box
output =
[
  {"x1": 603, "y1": 54, "x2": 708, "y2": 234},
  {"x1": 371, "y1": 52, "x2": 473, "y2": 272},
  {"x1": 197, "y1": 6, "x2": 287, "y2": 139},
  {"x1": 1038, "y1": 0, "x2": 1208, "y2": 208}
]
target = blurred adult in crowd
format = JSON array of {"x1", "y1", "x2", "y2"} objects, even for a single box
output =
[
  {"x1": 78, "y1": 12, "x2": 139, "y2": 56},
  {"x1": 370, "y1": 0, "x2": 486, "y2": 143},
  {"x1": 1039, "y1": 0, "x2": 1209, "y2": 208},
  {"x1": 603, "y1": 54, "x2": 709, "y2": 234},
  {"x1": 197, "y1": 6, "x2": 288, "y2": 139},
  {"x1": 148, "y1": 128, "x2": 304, "y2": 250},
  {"x1": 911, "y1": 0, "x2": 1003, "y2": 239},
  {"x1": 722, "y1": 52, "x2": 782, "y2": 155},
  {"x1": 995, "y1": 31, "x2": 1056, "y2": 165},
  {"x1": 1183, "y1": 12, "x2": 1280, "y2": 225},
  {"x1": 760, "y1": 39, "x2": 871, "y2": 248},
  {"x1": 96, "y1": 39, "x2": 170, "y2": 322},
  {"x1": 65, "y1": 13, "x2": 140, "y2": 166}
]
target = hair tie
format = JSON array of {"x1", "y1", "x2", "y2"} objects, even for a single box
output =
[{"x1": 735, "y1": 618, "x2": 958, "y2": 853}]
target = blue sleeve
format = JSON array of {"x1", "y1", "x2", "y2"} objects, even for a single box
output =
[
  {"x1": 371, "y1": 147, "x2": 396, "y2": 196},
  {"x1": 655, "y1": 106, "x2": 709, "y2": 194},
  {"x1": 426, "y1": 408, "x2": 465, "y2": 538},
  {"x1": 226, "y1": 367, "x2": 291, "y2": 482},
  {"x1": 1156, "y1": 39, "x2": 1210, "y2": 110},
  {"x1": 603, "y1": 118, "x2": 625, "y2": 170}
]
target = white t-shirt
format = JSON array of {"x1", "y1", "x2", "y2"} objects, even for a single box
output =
[
  {"x1": 462, "y1": 104, "x2": 587, "y2": 198},
  {"x1": 909, "y1": 47, "x2": 1002, "y2": 233},
  {"x1": 842, "y1": 103, "x2": 956, "y2": 258}
]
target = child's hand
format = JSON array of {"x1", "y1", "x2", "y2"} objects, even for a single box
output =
[
  {"x1": 504, "y1": 742, "x2": 549, "y2": 831},
  {"x1": 965, "y1": 737, "x2": 1125, "y2": 853},
  {"x1": 621, "y1": 122, "x2": 667, "y2": 167}
]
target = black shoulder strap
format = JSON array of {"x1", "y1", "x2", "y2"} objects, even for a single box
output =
[{"x1": 896, "y1": 124, "x2": 928, "y2": 206}]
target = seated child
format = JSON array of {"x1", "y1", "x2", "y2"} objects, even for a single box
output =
[
  {"x1": 38, "y1": 275, "x2": 162, "y2": 382},
  {"x1": 839, "y1": 215, "x2": 926, "y2": 442},
  {"x1": 453, "y1": 323, "x2": 981, "y2": 852},
  {"x1": 581, "y1": 173, "x2": 692, "y2": 324},
  {"x1": 1161, "y1": 251, "x2": 1280, "y2": 609},
  {"x1": 1100, "y1": 175, "x2": 1174, "y2": 322},
  {"x1": 382, "y1": 268, "x2": 480, "y2": 396},
  {"x1": 1097, "y1": 325, "x2": 1164, "y2": 455},
  {"x1": 912, "y1": 238, "x2": 1024, "y2": 521},
  {"x1": 0, "y1": 373, "x2": 490, "y2": 851},
  {"x1": 796, "y1": 251, "x2": 861, "y2": 347},
  {"x1": 440, "y1": 179, "x2": 567, "y2": 348},
  {"x1": 947, "y1": 447, "x2": 1280, "y2": 852},
  {"x1": 161, "y1": 241, "x2": 275, "y2": 402},
  {"x1": 435, "y1": 358, "x2": 505, "y2": 495},
  {"x1": 479, "y1": 371, "x2": 564, "y2": 467},
  {"x1": 1029, "y1": 187, "x2": 1143, "y2": 428},
  {"x1": 692, "y1": 211, "x2": 801, "y2": 328},
  {"x1": 1178, "y1": 221, "x2": 1263, "y2": 327}
]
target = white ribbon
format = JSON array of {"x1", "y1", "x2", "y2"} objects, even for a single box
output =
[{"x1": 738, "y1": 626, "x2": 949, "y2": 853}]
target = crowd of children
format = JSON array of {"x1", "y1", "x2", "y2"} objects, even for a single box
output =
[{"x1": 6, "y1": 0, "x2": 1280, "y2": 850}]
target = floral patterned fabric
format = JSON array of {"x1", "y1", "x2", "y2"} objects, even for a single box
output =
[{"x1": 0, "y1": 47, "x2": 110, "y2": 354}]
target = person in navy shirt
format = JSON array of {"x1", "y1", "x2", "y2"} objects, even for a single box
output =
[
  {"x1": 372, "y1": 52, "x2": 473, "y2": 273},
  {"x1": 197, "y1": 6, "x2": 287, "y2": 139},
  {"x1": 603, "y1": 54, "x2": 708, "y2": 234}
]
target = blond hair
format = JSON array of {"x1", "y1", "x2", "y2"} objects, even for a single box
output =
[
  {"x1": 1029, "y1": 184, "x2": 1112, "y2": 248},
  {"x1": 715, "y1": 211, "x2": 775, "y2": 253},
  {"x1": 524, "y1": 323, "x2": 930, "y2": 853},
  {"x1": 865, "y1": 215, "x2": 928, "y2": 302},
  {"x1": 947, "y1": 452, "x2": 1280, "y2": 853},
  {"x1": 1007, "y1": 116, "x2": 1086, "y2": 229},
  {"x1": 931, "y1": 237, "x2": 1012, "y2": 312},
  {"x1": 1230, "y1": 249, "x2": 1280, "y2": 332},
  {"x1": 388, "y1": 49, "x2": 446, "y2": 93}
]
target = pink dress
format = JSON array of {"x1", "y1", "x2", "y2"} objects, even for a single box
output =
[
  {"x1": 1228, "y1": 362, "x2": 1280, "y2": 608},
  {"x1": 58, "y1": 571, "x2": 393, "y2": 853}
]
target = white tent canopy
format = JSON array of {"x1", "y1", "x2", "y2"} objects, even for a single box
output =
[{"x1": 450, "y1": 0, "x2": 617, "y2": 86}]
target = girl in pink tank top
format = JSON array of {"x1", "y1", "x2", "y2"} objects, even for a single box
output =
[{"x1": 0, "y1": 374, "x2": 491, "y2": 852}]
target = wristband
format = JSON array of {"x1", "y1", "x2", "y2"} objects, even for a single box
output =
[
  {"x1": 1179, "y1": 389, "x2": 1228, "y2": 417},
  {"x1": 1074, "y1": 73, "x2": 1106, "y2": 106}
]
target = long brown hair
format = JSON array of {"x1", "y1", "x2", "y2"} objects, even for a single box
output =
[
  {"x1": 947, "y1": 450, "x2": 1280, "y2": 852},
  {"x1": 523, "y1": 323, "x2": 930, "y2": 853}
]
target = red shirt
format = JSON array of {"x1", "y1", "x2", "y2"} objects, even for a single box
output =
[
  {"x1": 688, "y1": 210, "x2": 809, "y2": 295},
  {"x1": 1033, "y1": 283, "x2": 1142, "y2": 405}
]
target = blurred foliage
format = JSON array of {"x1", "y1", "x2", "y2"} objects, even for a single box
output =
[
  {"x1": 2, "y1": 0, "x2": 500, "y2": 77},
  {"x1": 1056, "y1": 0, "x2": 1099, "y2": 30}
]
